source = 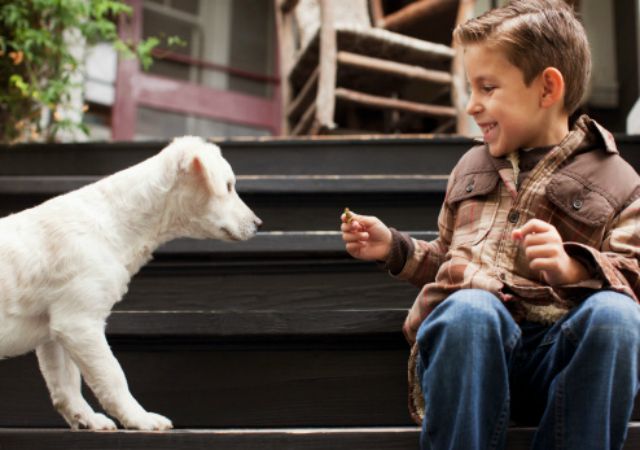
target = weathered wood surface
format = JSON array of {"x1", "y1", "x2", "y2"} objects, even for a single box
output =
[{"x1": 1, "y1": 425, "x2": 640, "y2": 450}]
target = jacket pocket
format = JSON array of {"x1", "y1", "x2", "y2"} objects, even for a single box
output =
[
  {"x1": 448, "y1": 171, "x2": 500, "y2": 247},
  {"x1": 545, "y1": 171, "x2": 615, "y2": 227}
]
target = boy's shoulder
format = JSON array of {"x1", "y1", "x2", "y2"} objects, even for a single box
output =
[
  {"x1": 561, "y1": 145, "x2": 640, "y2": 211},
  {"x1": 565, "y1": 117, "x2": 640, "y2": 206},
  {"x1": 452, "y1": 143, "x2": 494, "y2": 177},
  {"x1": 446, "y1": 144, "x2": 499, "y2": 205}
]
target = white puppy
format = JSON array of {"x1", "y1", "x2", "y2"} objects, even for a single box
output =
[{"x1": 0, "y1": 136, "x2": 261, "y2": 430}]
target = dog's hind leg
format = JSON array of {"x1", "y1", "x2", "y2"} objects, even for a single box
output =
[
  {"x1": 36, "y1": 340, "x2": 117, "y2": 430},
  {"x1": 50, "y1": 318, "x2": 173, "y2": 431}
]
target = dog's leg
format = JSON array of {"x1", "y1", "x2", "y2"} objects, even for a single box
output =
[
  {"x1": 51, "y1": 320, "x2": 173, "y2": 431},
  {"x1": 36, "y1": 340, "x2": 117, "y2": 430}
]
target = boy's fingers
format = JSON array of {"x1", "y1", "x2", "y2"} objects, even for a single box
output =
[
  {"x1": 515, "y1": 218, "x2": 552, "y2": 237},
  {"x1": 522, "y1": 232, "x2": 556, "y2": 247},
  {"x1": 340, "y1": 221, "x2": 363, "y2": 232},
  {"x1": 346, "y1": 242, "x2": 364, "y2": 253},
  {"x1": 528, "y1": 257, "x2": 558, "y2": 272},
  {"x1": 342, "y1": 232, "x2": 369, "y2": 243},
  {"x1": 524, "y1": 244, "x2": 557, "y2": 260}
]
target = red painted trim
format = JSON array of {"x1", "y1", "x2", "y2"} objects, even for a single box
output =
[
  {"x1": 112, "y1": 0, "x2": 143, "y2": 140},
  {"x1": 136, "y1": 74, "x2": 278, "y2": 131},
  {"x1": 111, "y1": 0, "x2": 281, "y2": 139},
  {"x1": 151, "y1": 49, "x2": 280, "y2": 84}
]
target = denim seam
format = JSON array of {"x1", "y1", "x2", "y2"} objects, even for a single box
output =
[
  {"x1": 505, "y1": 327, "x2": 522, "y2": 353},
  {"x1": 488, "y1": 393, "x2": 510, "y2": 450},
  {"x1": 554, "y1": 372, "x2": 566, "y2": 450},
  {"x1": 560, "y1": 321, "x2": 580, "y2": 347}
]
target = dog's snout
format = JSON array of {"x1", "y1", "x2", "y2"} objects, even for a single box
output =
[{"x1": 254, "y1": 217, "x2": 263, "y2": 230}]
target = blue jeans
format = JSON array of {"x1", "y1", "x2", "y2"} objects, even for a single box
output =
[{"x1": 415, "y1": 289, "x2": 640, "y2": 450}]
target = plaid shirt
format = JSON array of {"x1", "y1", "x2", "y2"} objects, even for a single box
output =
[{"x1": 391, "y1": 115, "x2": 640, "y2": 342}]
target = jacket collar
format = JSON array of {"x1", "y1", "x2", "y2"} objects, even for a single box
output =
[{"x1": 574, "y1": 114, "x2": 619, "y2": 154}]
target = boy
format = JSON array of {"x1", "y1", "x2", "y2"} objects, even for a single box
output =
[{"x1": 340, "y1": 1, "x2": 640, "y2": 449}]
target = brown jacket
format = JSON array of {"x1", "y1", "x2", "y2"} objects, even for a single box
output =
[{"x1": 387, "y1": 115, "x2": 640, "y2": 423}]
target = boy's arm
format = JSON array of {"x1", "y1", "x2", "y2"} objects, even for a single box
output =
[
  {"x1": 562, "y1": 196, "x2": 640, "y2": 299},
  {"x1": 382, "y1": 175, "x2": 456, "y2": 287}
]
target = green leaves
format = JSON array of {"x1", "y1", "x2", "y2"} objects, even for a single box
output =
[
  {"x1": 9, "y1": 75, "x2": 29, "y2": 97},
  {"x1": 1, "y1": 0, "x2": 175, "y2": 143}
]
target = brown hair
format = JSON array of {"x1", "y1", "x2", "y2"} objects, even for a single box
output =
[{"x1": 453, "y1": 0, "x2": 591, "y2": 114}]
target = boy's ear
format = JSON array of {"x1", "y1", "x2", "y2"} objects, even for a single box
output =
[{"x1": 540, "y1": 67, "x2": 565, "y2": 109}]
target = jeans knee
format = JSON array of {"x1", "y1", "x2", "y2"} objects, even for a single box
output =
[
  {"x1": 417, "y1": 289, "x2": 514, "y2": 349},
  {"x1": 568, "y1": 291, "x2": 640, "y2": 347}
]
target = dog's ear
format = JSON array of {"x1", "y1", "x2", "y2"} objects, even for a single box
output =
[
  {"x1": 189, "y1": 156, "x2": 214, "y2": 195},
  {"x1": 188, "y1": 154, "x2": 227, "y2": 196}
]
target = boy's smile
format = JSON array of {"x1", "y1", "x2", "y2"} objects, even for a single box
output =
[{"x1": 463, "y1": 44, "x2": 567, "y2": 158}]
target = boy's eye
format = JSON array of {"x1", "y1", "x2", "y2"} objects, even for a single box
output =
[{"x1": 481, "y1": 85, "x2": 496, "y2": 93}]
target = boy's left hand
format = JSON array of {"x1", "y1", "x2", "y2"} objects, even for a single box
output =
[{"x1": 512, "y1": 219, "x2": 590, "y2": 286}]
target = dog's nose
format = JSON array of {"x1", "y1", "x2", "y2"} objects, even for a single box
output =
[{"x1": 254, "y1": 217, "x2": 263, "y2": 230}]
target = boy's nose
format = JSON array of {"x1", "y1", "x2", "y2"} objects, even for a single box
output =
[{"x1": 465, "y1": 96, "x2": 482, "y2": 116}]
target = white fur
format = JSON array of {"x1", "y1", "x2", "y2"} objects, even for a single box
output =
[{"x1": 0, "y1": 136, "x2": 261, "y2": 430}]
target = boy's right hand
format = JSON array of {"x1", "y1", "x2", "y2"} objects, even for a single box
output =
[{"x1": 340, "y1": 210, "x2": 392, "y2": 261}]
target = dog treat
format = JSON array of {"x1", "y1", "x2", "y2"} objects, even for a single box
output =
[{"x1": 344, "y1": 207, "x2": 354, "y2": 223}]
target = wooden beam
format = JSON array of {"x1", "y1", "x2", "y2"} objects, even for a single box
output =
[
  {"x1": 291, "y1": 103, "x2": 317, "y2": 135},
  {"x1": 369, "y1": 0, "x2": 385, "y2": 27},
  {"x1": 335, "y1": 88, "x2": 457, "y2": 118},
  {"x1": 336, "y1": 51, "x2": 452, "y2": 84},
  {"x1": 316, "y1": 0, "x2": 338, "y2": 130},
  {"x1": 432, "y1": 118, "x2": 456, "y2": 133},
  {"x1": 278, "y1": 0, "x2": 299, "y2": 13},
  {"x1": 380, "y1": 0, "x2": 452, "y2": 31},
  {"x1": 452, "y1": 0, "x2": 476, "y2": 135},
  {"x1": 287, "y1": 68, "x2": 319, "y2": 121},
  {"x1": 274, "y1": 0, "x2": 297, "y2": 134}
]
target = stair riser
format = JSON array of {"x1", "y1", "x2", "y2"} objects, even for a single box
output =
[
  {"x1": 0, "y1": 140, "x2": 471, "y2": 176},
  {"x1": 0, "y1": 192, "x2": 444, "y2": 232},
  {"x1": 118, "y1": 260, "x2": 418, "y2": 313},
  {"x1": 0, "y1": 347, "x2": 412, "y2": 428},
  {"x1": 1, "y1": 138, "x2": 639, "y2": 177},
  {"x1": 2, "y1": 427, "x2": 640, "y2": 450},
  {"x1": 3, "y1": 345, "x2": 639, "y2": 428}
]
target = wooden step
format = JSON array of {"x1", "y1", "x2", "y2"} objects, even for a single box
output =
[
  {"x1": 1, "y1": 425, "x2": 639, "y2": 450},
  {"x1": 1, "y1": 340, "x2": 413, "y2": 428},
  {"x1": 3, "y1": 339, "x2": 640, "y2": 428},
  {"x1": 2, "y1": 136, "x2": 639, "y2": 232},
  {"x1": 0, "y1": 176, "x2": 446, "y2": 231},
  {"x1": 0, "y1": 428, "x2": 422, "y2": 450},
  {"x1": 0, "y1": 137, "x2": 472, "y2": 176},
  {"x1": 2, "y1": 135, "x2": 639, "y2": 177}
]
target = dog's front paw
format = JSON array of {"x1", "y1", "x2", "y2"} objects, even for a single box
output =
[
  {"x1": 71, "y1": 412, "x2": 117, "y2": 431},
  {"x1": 122, "y1": 412, "x2": 173, "y2": 431}
]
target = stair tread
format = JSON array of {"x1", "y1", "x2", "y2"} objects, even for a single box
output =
[
  {"x1": 1, "y1": 424, "x2": 639, "y2": 450},
  {"x1": 0, "y1": 174, "x2": 449, "y2": 194},
  {"x1": 1, "y1": 135, "x2": 637, "y2": 177},
  {"x1": 158, "y1": 231, "x2": 437, "y2": 257}
]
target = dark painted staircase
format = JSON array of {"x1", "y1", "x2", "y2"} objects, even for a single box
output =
[{"x1": 0, "y1": 136, "x2": 639, "y2": 449}]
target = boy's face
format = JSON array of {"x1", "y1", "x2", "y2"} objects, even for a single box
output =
[{"x1": 464, "y1": 44, "x2": 548, "y2": 158}]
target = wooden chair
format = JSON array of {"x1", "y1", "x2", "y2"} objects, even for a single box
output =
[{"x1": 275, "y1": 0, "x2": 475, "y2": 136}]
